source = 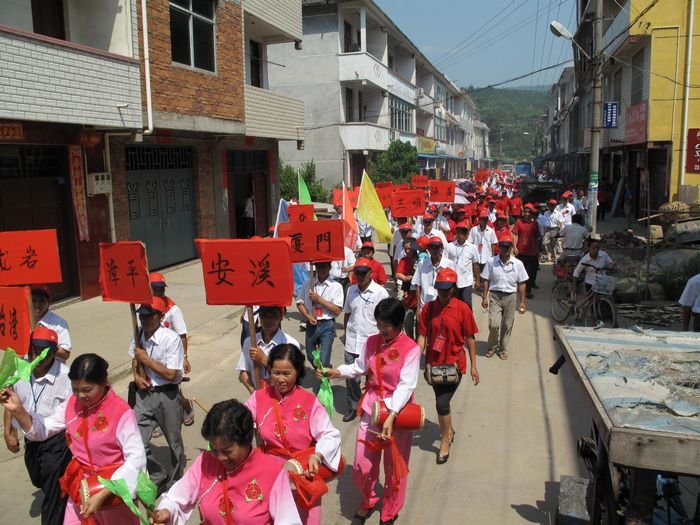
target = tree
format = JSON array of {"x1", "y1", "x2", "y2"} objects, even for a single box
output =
[
  {"x1": 368, "y1": 140, "x2": 420, "y2": 183},
  {"x1": 279, "y1": 161, "x2": 329, "y2": 203}
]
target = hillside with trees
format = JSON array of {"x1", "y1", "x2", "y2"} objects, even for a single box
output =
[{"x1": 467, "y1": 86, "x2": 553, "y2": 162}]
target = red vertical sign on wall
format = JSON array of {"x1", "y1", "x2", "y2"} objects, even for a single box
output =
[
  {"x1": 686, "y1": 128, "x2": 700, "y2": 173},
  {"x1": 68, "y1": 145, "x2": 90, "y2": 242}
]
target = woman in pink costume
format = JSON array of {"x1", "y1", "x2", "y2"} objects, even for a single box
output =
[
  {"x1": 319, "y1": 298, "x2": 420, "y2": 525},
  {"x1": 151, "y1": 399, "x2": 301, "y2": 525},
  {"x1": 245, "y1": 344, "x2": 342, "y2": 525},
  {"x1": 1, "y1": 353, "x2": 147, "y2": 524}
]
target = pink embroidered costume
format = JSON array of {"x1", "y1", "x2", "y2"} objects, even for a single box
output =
[
  {"x1": 336, "y1": 332, "x2": 421, "y2": 523},
  {"x1": 24, "y1": 388, "x2": 147, "y2": 525},
  {"x1": 156, "y1": 448, "x2": 302, "y2": 525},
  {"x1": 245, "y1": 385, "x2": 342, "y2": 524}
]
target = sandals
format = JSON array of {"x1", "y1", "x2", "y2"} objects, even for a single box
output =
[
  {"x1": 183, "y1": 400, "x2": 195, "y2": 426},
  {"x1": 485, "y1": 346, "x2": 498, "y2": 358}
]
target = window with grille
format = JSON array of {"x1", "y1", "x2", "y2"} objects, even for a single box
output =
[
  {"x1": 170, "y1": 0, "x2": 216, "y2": 72},
  {"x1": 435, "y1": 116, "x2": 447, "y2": 142},
  {"x1": 249, "y1": 40, "x2": 262, "y2": 87},
  {"x1": 389, "y1": 95, "x2": 413, "y2": 133},
  {"x1": 631, "y1": 49, "x2": 644, "y2": 105}
]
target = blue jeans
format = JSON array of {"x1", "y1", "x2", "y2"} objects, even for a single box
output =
[{"x1": 305, "y1": 319, "x2": 336, "y2": 368}]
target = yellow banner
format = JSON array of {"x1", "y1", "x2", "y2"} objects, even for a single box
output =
[{"x1": 356, "y1": 171, "x2": 392, "y2": 243}]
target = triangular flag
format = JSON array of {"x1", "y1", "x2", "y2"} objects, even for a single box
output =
[
  {"x1": 356, "y1": 171, "x2": 392, "y2": 243},
  {"x1": 0, "y1": 348, "x2": 50, "y2": 389},
  {"x1": 298, "y1": 173, "x2": 313, "y2": 205},
  {"x1": 342, "y1": 182, "x2": 359, "y2": 249}
]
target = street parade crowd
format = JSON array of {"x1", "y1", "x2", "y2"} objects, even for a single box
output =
[{"x1": 1, "y1": 175, "x2": 622, "y2": 525}]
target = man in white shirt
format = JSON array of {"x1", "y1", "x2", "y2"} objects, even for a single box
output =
[
  {"x1": 31, "y1": 286, "x2": 71, "y2": 362},
  {"x1": 342, "y1": 258, "x2": 389, "y2": 421},
  {"x1": 679, "y1": 273, "x2": 700, "y2": 332},
  {"x1": 411, "y1": 236, "x2": 456, "y2": 313},
  {"x1": 237, "y1": 305, "x2": 300, "y2": 392},
  {"x1": 468, "y1": 212, "x2": 498, "y2": 273},
  {"x1": 4, "y1": 326, "x2": 72, "y2": 525},
  {"x1": 296, "y1": 261, "x2": 344, "y2": 371},
  {"x1": 481, "y1": 237, "x2": 529, "y2": 360},
  {"x1": 445, "y1": 222, "x2": 480, "y2": 309},
  {"x1": 414, "y1": 213, "x2": 448, "y2": 247},
  {"x1": 542, "y1": 199, "x2": 564, "y2": 262},
  {"x1": 330, "y1": 245, "x2": 356, "y2": 291},
  {"x1": 573, "y1": 237, "x2": 614, "y2": 290},
  {"x1": 391, "y1": 220, "x2": 412, "y2": 284},
  {"x1": 557, "y1": 191, "x2": 576, "y2": 226},
  {"x1": 356, "y1": 212, "x2": 374, "y2": 243},
  {"x1": 129, "y1": 297, "x2": 185, "y2": 491},
  {"x1": 560, "y1": 213, "x2": 589, "y2": 261}
]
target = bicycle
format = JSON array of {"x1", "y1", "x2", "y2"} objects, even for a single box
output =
[{"x1": 550, "y1": 263, "x2": 617, "y2": 328}]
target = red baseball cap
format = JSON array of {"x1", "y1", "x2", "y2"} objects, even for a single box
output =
[
  {"x1": 524, "y1": 203, "x2": 536, "y2": 211},
  {"x1": 563, "y1": 191, "x2": 573, "y2": 198},
  {"x1": 455, "y1": 221, "x2": 470, "y2": 230},
  {"x1": 435, "y1": 268, "x2": 458, "y2": 289},
  {"x1": 428, "y1": 205, "x2": 438, "y2": 212},
  {"x1": 399, "y1": 223, "x2": 412, "y2": 231},
  {"x1": 149, "y1": 272, "x2": 167, "y2": 287},
  {"x1": 498, "y1": 234, "x2": 514, "y2": 246},
  {"x1": 422, "y1": 213, "x2": 434, "y2": 221},
  {"x1": 428, "y1": 236, "x2": 443, "y2": 246},
  {"x1": 496, "y1": 212, "x2": 507, "y2": 220},
  {"x1": 136, "y1": 296, "x2": 168, "y2": 316},
  {"x1": 417, "y1": 237, "x2": 429, "y2": 251},
  {"x1": 479, "y1": 211, "x2": 489, "y2": 219},
  {"x1": 353, "y1": 258, "x2": 373, "y2": 270},
  {"x1": 361, "y1": 241, "x2": 375, "y2": 250},
  {"x1": 31, "y1": 325, "x2": 58, "y2": 349},
  {"x1": 548, "y1": 199, "x2": 558, "y2": 205}
]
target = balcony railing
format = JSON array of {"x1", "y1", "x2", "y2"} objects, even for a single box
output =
[
  {"x1": 339, "y1": 52, "x2": 417, "y2": 103},
  {"x1": 339, "y1": 122, "x2": 391, "y2": 151},
  {"x1": 245, "y1": 85, "x2": 304, "y2": 140}
]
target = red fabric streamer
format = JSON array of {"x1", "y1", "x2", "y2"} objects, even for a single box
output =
[
  {"x1": 288, "y1": 471, "x2": 329, "y2": 509},
  {"x1": 358, "y1": 436, "x2": 409, "y2": 490}
]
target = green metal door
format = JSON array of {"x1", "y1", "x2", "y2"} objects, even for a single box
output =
[{"x1": 126, "y1": 147, "x2": 196, "y2": 269}]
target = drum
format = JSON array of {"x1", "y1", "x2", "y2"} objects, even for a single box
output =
[
  {"x1": 79, "y1": 464, "x2": 122, "y2": 508},
  {"x1": 284, "y1": 447, "x2": 345, "y2": 482},
  {"x1": 372, "y1": 400, "x2": 425, "y2": 430}
]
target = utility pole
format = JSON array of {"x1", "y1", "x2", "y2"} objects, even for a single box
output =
[{"x1": 588, "y1": 0, "x2": 603, "y2": 234}]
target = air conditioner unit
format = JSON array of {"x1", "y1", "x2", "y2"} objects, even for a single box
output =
[
  {"x1": 390, "y1": 129, "x2": 400, "y2": 141},
  {"x1": 86, "y1": 172, "x2": 112, "y2": 196},
  {"x1": 416, "y1": 87, "x2": 424, "y2": 99}
]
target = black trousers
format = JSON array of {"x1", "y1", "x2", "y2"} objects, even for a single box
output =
[
  {"x1": 432, "y1": 382, "x2": 460, "y2": 416},
  {"x1": 517, "y1": 254, "x2": 539, "y2": 291},
  {"x1": 24, "y1": 432, "x2": 72, "y2": 525},
  {"x1": 456, "y1": 286, "x2": 473, "y2": 309}
]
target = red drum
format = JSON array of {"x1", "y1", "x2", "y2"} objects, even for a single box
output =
[
  {"x1": 79, "y1": 464, "x2": 123, "y2": 508},
  {"x1": 372, "y1": 400, "x2": 425, "y2": 430},
  {"x1": 284, "y1": 447, "x2": 345, "y2": 482}
]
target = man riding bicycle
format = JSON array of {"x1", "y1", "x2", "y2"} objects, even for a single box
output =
[{"x1": 572, "y1": 235, "x2": 614, "y2": 292}]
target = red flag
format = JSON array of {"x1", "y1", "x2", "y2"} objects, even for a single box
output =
[
  {"x1": 277, "y1": 220, "x2": 345, "y2": 263},
  {"x1": 288, "y1": 204, "x2": 315, "y2": 223},
  {"x1": 411, "y1": 175, "x2": 429, "y2": 188},
  {"x1": 391, "y1": 189, "x2": 425, "y2": 218},
  {"x1": 428, "y1": 180, "x2": 456, "y2": 203},
  {"x1": 0, "y1": 285, "x2": 32, "y2": 356},
  {"x1": 0, "y1": 229, "x2": 62, "y2": 285},
  {"x1": 195, "y1": 238, "x2": 293, "y2": 306},
  {"x1": 342, "y1": 185, "x2": 358, "y2": 249},
  {"x1": 98, "y1": 242, "x2": 152, "y2": 303},
  {"x1": 333, "y1": 187, "x2": 359, "y2": 208},
  {"x1": 375, "y1": 184, "x2": 394, "y2": 208}
]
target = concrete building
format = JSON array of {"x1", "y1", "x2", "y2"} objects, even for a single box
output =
[
  {"x1": 268, "y1": 0, "x2": 484, "y2": 188},
  {"x1": 0, "y1": 0, "x2": 304, "y2": 300},
  {"x1": 573, "y1": 0, "x2": 699, "y2": 215}
]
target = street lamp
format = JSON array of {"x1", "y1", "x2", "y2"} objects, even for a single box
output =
[{"x1": 550, "y1": 9, "x2": 602, "y2": 234}]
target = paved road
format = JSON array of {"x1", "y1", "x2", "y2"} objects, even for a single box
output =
[{"x1": 0, "y1": 247, "x2": 590, "y2": 524}]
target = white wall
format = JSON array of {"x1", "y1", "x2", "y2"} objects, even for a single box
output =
[
  {"x1": 0, "y1": 0, "x2": 33, "y2": 32},
  {"x1": 65, "y1": 0, "x2": 133, "y2": 56}
]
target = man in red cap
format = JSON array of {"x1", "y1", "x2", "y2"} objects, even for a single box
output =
[
  {"x1": 4, "y1": 326, "x2": 72, "y2": 525},
  {"x1": 390, "y1": 221, "x2": 413, "y2": 287},
  {"x1": 445, "y1": 222, "x2": 480, "y2": 308},
  {"x1": 542, "y1": 199, "x2": 565, "y2": 262},
  {"x1": 31, "y1": 286, "x2": 71, "y2": 362},
  {"x1": 481, "y1": 236, "x2": 529, "y2": 360},
  {"x1": 411, "y1": 236, "x2": 455, "y2": 314},
  {"x1": 493, "y1": 212, "x2": 511, "y2": 251},
  {"x1": 468, "y1": 212, "x2": 498, "y2": 278},
  {"x1": 495, "y1": 190, "x2": 510, "y2": 218},
  {"x1": 486, "y1": 198, "x2": 498, "y2": 223},
  {"x1": 129, "y1": 296, "x2": 186, "y2": 492},
  {"x1": 351, "y1": 242, "x2": 387, "y2": 285},
  {"x1": 512, "y1": 204, "x2": 541, "y2": 298},
  {"x1": 414, "y1": 213, "x2": 447, "y2": 247},
  {"x1": 557, "y1": 191, "x2": 576, "y2": 227},
  {"x1": 342, "y1": 258, "x2": 389, "y2": 421},
  {"x1": 149, "y1": 272, "x2": 194, "y2": 427}
]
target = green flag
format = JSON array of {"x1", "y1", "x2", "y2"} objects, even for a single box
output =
[
  {"x1": 298, "y1": 173, "x2": 313, "y2": 204},
  {"x1": 312, "y1": 349, "x2": 335, "y2": 417},
  {"x1": 97, "y1": 477, "x2": 149, "y2": 525},
  {"x1": 0, "y1": 348, "x2": 50, "y2": 389},
  {"x1": 135, "y1": 471, "x2": 157, "y2": 511}
]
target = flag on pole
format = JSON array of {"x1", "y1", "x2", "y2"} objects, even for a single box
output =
[
  {"x1": 342, "y1": 182, "x2": 359, "y2": 249},
  {"x1": 274, "y1": 198, "x2": 310, "y2": 297},
  {"x1": 298, "y1": 173, "x2": 313, "y2": 204},
  {"x1": 356, "y1": 171, "x2": 392, "y2": 243}
]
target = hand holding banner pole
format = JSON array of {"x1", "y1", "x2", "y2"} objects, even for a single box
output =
[{"x1": 246, "y1": 305, "x2": 263, "y2": 390}]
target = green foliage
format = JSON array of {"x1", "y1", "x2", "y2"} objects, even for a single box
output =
[
  {"x1": 279, "y1": 161, "x2": 329, "y2": 203},
  {"x1": 467, "y1": 87, "x2": 553, "y2": 161},
  {"x1": 367, "y1": 140, "x2": 420, "y2": 183}
]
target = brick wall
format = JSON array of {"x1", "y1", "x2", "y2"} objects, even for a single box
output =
[
  {"x1": 140, "y1": 0, "x2": 245, "y2": 123},
  {"x1": 0, "y1": 28, "x2": 142, "y2": 128}
]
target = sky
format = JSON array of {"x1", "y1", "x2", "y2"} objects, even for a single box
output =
[{"x1": 375, "y1": 0, "x2": 578, "y2": 89}]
